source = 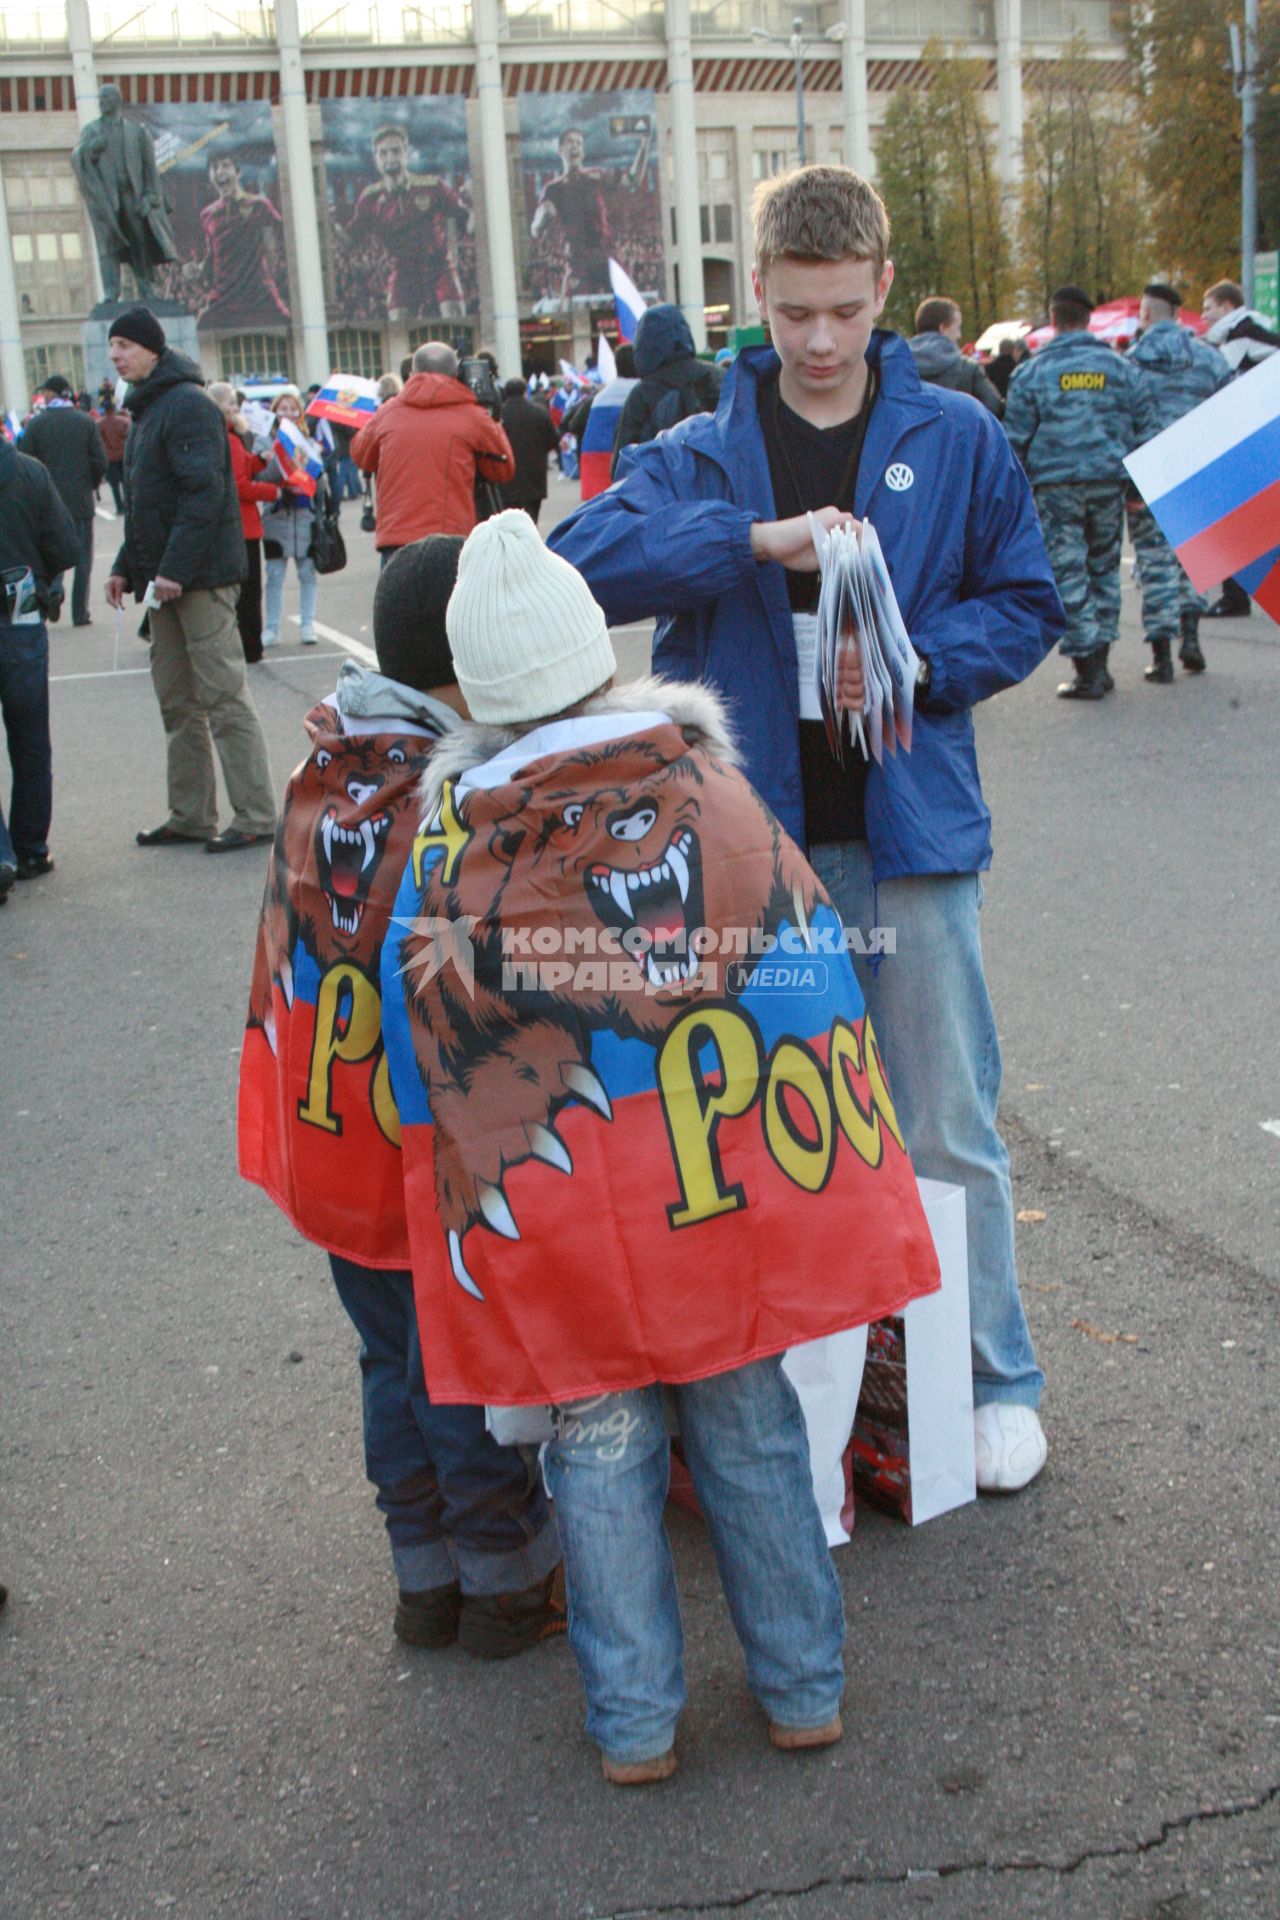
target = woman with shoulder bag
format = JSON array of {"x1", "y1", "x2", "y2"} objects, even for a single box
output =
[
  {"x1": 259, "y1": 386, "x2": 323, "y2": 647},
  {"x1": 209, "y1": 381, "x2": 279, "y2": 665}
]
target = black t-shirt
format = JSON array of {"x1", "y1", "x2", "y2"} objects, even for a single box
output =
[{"x1": 758, "y1": 369, "x2": 878, "y2": 847}]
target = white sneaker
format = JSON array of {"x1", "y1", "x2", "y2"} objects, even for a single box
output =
[
  {"x1": 300, "y1": 627, "x2": 318, "y2": 645},
  {"x1": 973, "y1": 1404, "x2": 1047, "y2": 1494},
  {"x1": 261, "y1": 628, "x2": 279, "y2": 649}
]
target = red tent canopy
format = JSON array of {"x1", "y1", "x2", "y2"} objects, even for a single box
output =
[{"x1": 1026, "y1": 297, "x2": 1208, "y2": 353}]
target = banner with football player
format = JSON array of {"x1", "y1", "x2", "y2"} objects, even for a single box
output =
[
  {"x1": 519, "y1": 91, "x2": 666, "y2": 314},
  {"x1": 320, "y1": 99, "x2": 477, "y2": 326},
  {"x1": 137, "y1": 102, "x2": 291, "y2": 333}
]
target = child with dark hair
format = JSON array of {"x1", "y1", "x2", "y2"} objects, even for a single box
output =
[{"x1": 238, "y1": 533, "x2": 564, "y2": 1656}]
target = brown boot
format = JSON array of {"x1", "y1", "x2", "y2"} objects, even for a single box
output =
[
  {"x1": 769, "y1": 1714, "x2": 843, "y2": 1751},
  {"x1": 458, "y1": 1564, "x2": 567, "y2": 1660},
  {"x1": 601, "y1": 1749, "x2": 678, "y2": 1786}
]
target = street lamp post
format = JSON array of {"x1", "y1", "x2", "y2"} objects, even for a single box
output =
[
  {"x1": 1231, "y1": 0, "x2": 1259, "y2": 307},
  {"x1": 751, "y1": 13, "x2": 846, "y2": 169},
  {"x1": 790, "y1": 16, "x2": 806, "y2": 166}
]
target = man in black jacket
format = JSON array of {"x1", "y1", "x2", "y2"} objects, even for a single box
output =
[
  {"x1": 498, "y1": 378, "x2": 559, "y2": 525},
  {"x1": 0, "y1": 434, "x2": 80, "y2": 896},
  {"x1": 103, "y1": 307, "x2": 275, "y2": 852},
  {"x1": 20, "y1": 374, "x2": 107, "y2": 627}
]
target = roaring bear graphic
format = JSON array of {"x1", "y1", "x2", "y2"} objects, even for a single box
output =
[
  {"x1": 249, "y1": 710, "x2": 433, "y2": 1045},
  {"x1": 399, "y1": 718, "x2": 823, "y2": 1298}
]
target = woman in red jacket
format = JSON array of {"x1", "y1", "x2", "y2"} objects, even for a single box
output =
[{"x1": 209, "y1": 381, "x2": 279, "y2": 665}]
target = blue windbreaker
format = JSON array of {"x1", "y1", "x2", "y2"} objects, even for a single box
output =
[{"x1": 550, "y1": 331, "x2": 1064, "y2": 879}]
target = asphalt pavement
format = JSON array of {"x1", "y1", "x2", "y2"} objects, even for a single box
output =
[{"x1": 1, "y1": 482, "x2": 1277, "y2": 1919}]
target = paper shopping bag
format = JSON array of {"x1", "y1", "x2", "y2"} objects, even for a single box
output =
[
  {"x1": 847, "y1": 1179, "x2": 975, "y2": 1526},
  {"x1": 782, "y1": 1326, "x2": 868, "y2": 1548}
]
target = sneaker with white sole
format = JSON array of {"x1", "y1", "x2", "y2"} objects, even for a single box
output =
[
  {"x1": 973, "y1": 1403, "x2": 1047, "y2": 1494},
  {"x1": 261, "y1": 628, "x2": 279, "y2": 649},
  {"x1": 300, "y1": 627, "x2": 319, "y2": 645}
]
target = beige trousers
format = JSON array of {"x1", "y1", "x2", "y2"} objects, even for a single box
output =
[{"x1": 147, "y1": 585, "x2": 276, "y2": 837}]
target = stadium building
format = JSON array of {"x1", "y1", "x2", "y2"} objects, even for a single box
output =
[{"x1": 0, "y1": 0, "x2": 1127, "y2": 402}]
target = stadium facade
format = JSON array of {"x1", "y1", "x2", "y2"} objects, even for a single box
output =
[{"x1": 0, "y1": 0, "x2": 1127, "y2": 402}]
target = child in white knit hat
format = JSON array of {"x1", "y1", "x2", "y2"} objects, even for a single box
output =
[{"x1": 383, "y1": 511, "x2": 938, "y2": 1784}]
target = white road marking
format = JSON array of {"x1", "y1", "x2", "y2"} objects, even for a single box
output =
[
  {"x1": 95, "y1": 506, "x2": 118, "y2": 522},
  {"x1": 51, "y1": 649, "x2": 352, "y2": 683},
  {"x1": 1261, "y1": 1120, "x2": 1280, "y2": 1140},
  {"x1": 51, "y1": 666, "x2": 151, "y2": 681},
  {"x1": 286, "y1": 614, "x2": 377, "y2": 665}
]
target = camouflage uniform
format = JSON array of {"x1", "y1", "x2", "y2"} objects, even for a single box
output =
[
  {"x1": 1125, "y1": 321, "x2": 1231, "y2": 643},
  {"x1": 1005, "y1": 332, "x2": 1159, "y2": 659},
  {"x1": 1034, "y1": 482, "x2": 1125, "y2": 655}
]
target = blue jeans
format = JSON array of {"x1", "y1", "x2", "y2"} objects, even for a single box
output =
[
  {"x1": 264, "y1": 553, "x2": 317, "y2": 636},
  {"x1": 810, "y1": 842, "x2": 1043, "y2": 1410},
  {"x1": 0, "y1": 621, "x2": 51, "y2": 867},
  {"x1": 545, "y1": 1358, "x2": 845, "y2": 1765},
  {"x1": 328, "y1": 1256, "x2": 561, "y2": 1596}
]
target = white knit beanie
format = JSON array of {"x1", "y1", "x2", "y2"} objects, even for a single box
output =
[{"x1": 446, "y1": 509, "x2": 616, "y2": 724}]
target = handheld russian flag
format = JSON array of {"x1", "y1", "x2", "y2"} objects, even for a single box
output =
[
  {"x1": 306, "y1": 373, "x2": 381, "y2": 429},
  {"x1": 595, "y1": 330, "x2": 617, "y2": 386},
  {"x1": 274, "y1": 416, "x2": 323, "y2": 498},
  {"x1": 1124, "y1": 351, "x2": 1280, "y2": 593},
  {"x1": 579, "y1": 373, "x2": 638, "y2": 500},
  {"x1": 1234, "y1": 543, "x2": 1280, "y2": 621},
  {"x1": 609, "y1": 257, "x2": 647, "y2": 343}
]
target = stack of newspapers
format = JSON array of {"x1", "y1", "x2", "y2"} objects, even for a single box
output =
[{"x1": 809, "y1": 515, "x2": 920, "y2": 766}]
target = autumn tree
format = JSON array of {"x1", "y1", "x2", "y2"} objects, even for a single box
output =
[
  {"x1": 876, "y1": 45, "x2": 1012, "y2": 337},
  {"x1": 1018, "y1": 39, "x2": 1149, "y2": 311},
  {"x1": 1129, "y1": 0, "x2": 1280, "y2": 295}
]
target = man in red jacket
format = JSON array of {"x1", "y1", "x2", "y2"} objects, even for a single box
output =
[{"x1": 351, "y1": 342, "x2": 514, "y2": 564}]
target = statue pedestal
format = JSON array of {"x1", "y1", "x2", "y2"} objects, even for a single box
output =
[{"x1": 82, "y1": 299, "x2": 201, "y2": 392}]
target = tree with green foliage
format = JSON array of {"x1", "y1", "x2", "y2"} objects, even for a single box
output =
[{"x1": 876, "y1": 46, "x2": 1012, "y2": 337}]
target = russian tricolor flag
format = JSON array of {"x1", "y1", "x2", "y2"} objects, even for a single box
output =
[
  {"x1": 274, "y1": 416, "x2": 324, "y2": 498},
  {"x1": 306, "y1": 373, "x2": 381, "y2": 429},
  {"x1": 1124, "y1": 351, "x2": 1280, "y2": 596},
  {"x1": 1235, "y1": 543, "x2": 1280, "y2": 621},
  {"x1": 609, "y1": 257, "x2": 647, "y2": 343},
  {"x1": 579, "y1": 374, "x2": 638, "y2": 499}
]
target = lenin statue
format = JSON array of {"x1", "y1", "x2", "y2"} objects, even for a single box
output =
[{"x1": 72, "y1": 84, "x2": 178, "y2": 304}]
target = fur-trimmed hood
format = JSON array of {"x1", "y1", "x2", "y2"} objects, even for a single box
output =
[{"x1": 418, "y1": 675, "x2": 738, "y2": 818}]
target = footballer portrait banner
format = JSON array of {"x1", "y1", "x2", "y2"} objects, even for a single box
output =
[
  {"x1": 520, "y1": 91, "x2": 665, "y2": 312},
  {"x1": 138, "y1": 103, "x2": 291, "y2": 332},
  {"x1": 320, "y1": 99, "x2": 477, "y2": 326}
]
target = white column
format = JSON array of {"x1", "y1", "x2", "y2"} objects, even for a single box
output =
[
  {"x1": 473, "y1": 0, "x2": 521, "y2": 378},
  {"x1": 66, "y1": 0, "x2": 105, "y2": 303},
  {"x1": 0, "y1": 158, "x2": 27, "y2": 413},
  {"x1": 666, "y1": 0, "x2": 707, "y2": 350},
  {"x1": 995, "y1": 0, "x2": 1024, "y2": 186},
  {"x1": 274, "y1": 0, "x2": 330, "y2": 384},
  {"x1": 841, "y1": 0, "x2": 871, "y2": 177}
]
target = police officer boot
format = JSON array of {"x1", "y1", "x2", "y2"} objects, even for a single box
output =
[
  {"x1": 1205, "y1": 579, "x2": 1250, "y2": 618},
  {"x1": 1098, "y1": 645, "x2": 1115, "y2": 693},
  {"x1": 1144, "y1": 637, "x2": 1175, "y2": 684},
  {"x1": 1057, "y1": 650, "x2": 1107, "y2": 700},
  {"x1": 1179, "y1": 609, "x2": 1206, "y2": 673}
]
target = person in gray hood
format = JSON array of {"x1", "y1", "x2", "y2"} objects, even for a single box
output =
[
  {"x1": 610, "y1": 303, "x2": 722, "y2": 476},
  {"x1": 907, "y1": 298, "x2": 1003, "y2": 416}
]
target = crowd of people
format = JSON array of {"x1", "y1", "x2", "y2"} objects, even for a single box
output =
[{"x1": 0, "y1": 157, "x2": 1274, "y2": 1783}]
